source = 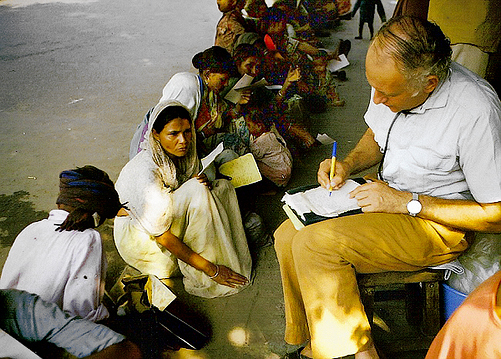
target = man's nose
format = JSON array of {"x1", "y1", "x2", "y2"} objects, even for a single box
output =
[{"x1": 373, "y1": 90, "x2": 387, "y2": 104}]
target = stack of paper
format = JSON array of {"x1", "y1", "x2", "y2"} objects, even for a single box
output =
[{"x1": 282, "y1": 179, "x2": 361, "y2": 221}]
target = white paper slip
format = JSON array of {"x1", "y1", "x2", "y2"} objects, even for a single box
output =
[
  {"x1": 225, "y1": 74, "x2": 254, "y2": 104},
  {"x1": 327, "y1": 54, "x2": 350, "y2": 72},
  {"x1": 199, "y1": 142, "x2": 224, "y2": 175},
  {"x1": 316, "y1": 133, "x2": 335, "y2": 145},
  {"x1": 282, "y1": 179, "x2": 361, "y2": 220},
  {"x1": 236, "y1": 77, "x2": 269, "y2": 91},
  {"x1": 265, "y1": 84, "x2": 283, "y2": 90},
  {"x1": 145, "y1": 274, "x2": 176, "y2": 311},
  {"x1": 283, "y1": 204, "x2": 305, "y2": 230}
]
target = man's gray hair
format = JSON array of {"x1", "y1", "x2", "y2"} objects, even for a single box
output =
[{"x1": 372, "y1": 16, "x2": 452, "y2": 88}]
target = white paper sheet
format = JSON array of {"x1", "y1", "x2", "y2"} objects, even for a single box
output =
[
  {"x1": 199, "y1": 142, "x2": 224, "y2": 175},
  {"x1": 282, "y1": 180, "x2": 361, "y2": 220},
  {"x1": 327, "y1": 54, "x2": 350, "y2": 72}
]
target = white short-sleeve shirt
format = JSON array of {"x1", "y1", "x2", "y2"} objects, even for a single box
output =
[
  {"x1": 0, "y1": 210, "x2": 109, "y2": 322},
  {"x1": 365, "y1": 62, "x2": 501, "y2": 203}
]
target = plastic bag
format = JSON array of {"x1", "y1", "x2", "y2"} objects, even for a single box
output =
[
  {"x1": 447, "y1": 233, "x2": 501, "y2": 294},
  {"x1": 243, "y1": 212, "x2": 273, "y2": 253}
]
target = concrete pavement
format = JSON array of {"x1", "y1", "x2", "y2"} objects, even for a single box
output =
[{"x1": 0, "y1": 0, "x2": 430, "y2": 358}]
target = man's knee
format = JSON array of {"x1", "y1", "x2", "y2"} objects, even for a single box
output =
[{"x1": 274, "y1": 220, "x2": 296, "y2": 254}]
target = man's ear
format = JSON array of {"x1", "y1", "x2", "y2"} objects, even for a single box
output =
[{"x1": 424, "y1": 75, "x2": 439, "y2": 94}]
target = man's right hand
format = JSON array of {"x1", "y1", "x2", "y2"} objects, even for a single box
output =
[{"x1": 317, "y1": 158, "x2": 350, "y2": 190}]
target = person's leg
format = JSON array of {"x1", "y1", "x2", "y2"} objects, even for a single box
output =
[
  {"x1": 274, "y1": 220, "x2": 311, "y2": 345},
  {"x1": 171, "y1": 178, "x2": 252, "y2": 298},
  {"x1": 0, "y1": 289, "x2": 130, "y2": 358},
  {"x1": 356, "y1": 21, "x2": 364, "y2": 39},
  {"x1": 368, "y1": 19, "x2": 374, "y2": 39},
  {"x1": 288, "y1": 213, "x2": 467, "y2": 359}
]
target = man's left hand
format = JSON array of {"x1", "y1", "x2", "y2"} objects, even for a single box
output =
[{"x1": 350, "y1": 180, "x2": 409, "y2": 213}]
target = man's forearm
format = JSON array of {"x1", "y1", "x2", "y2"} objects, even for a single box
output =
[
  {"x1": 419, "y1": 196, "x2": 501, "y2": 233},
  {"x1": 343, "y1": 128, "x2": 383, "y2": 176},
  {"x1": 352, "y1": 181, "x2": 501, "y2": 232}
]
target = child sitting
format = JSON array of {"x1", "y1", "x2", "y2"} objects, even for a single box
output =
[
  {"x1": 223, "y1": 44, "x2": 294, "y2": 187},
  {"x1": 258, "y1": 7, "x2": 345, "y2": 109},
  {"x1": 0, "y1": 165, "x2": 123, "y2": 322},
  {"x1": 259, "y1": 7, "x2": 333, "y2": 65},
  {"x1": 272, "y1": 0, "x2": 323, "y2": 47},
  {"x1": 302, "y1": 53, "x2": 346, "y2": 109},
  {"x1": 215, "y1": 0, "x2": 257, "y2": 54},
  {"x1": 231, "y1": 43, "x2": 319, "y2": 157}
]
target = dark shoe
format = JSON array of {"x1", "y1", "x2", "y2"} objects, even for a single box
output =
[
  {"x1": 355, "y1": 36, "x2": 362, "y2": 39},
  {"x1": 282, "y1": 347, "x2": 310, "y2": 359},
  {"x1": 314, "y1": 30, "x2": 330, "y2": 37},
  {"x1": 335, "y1": 70, "x2": 347, "y2": 81},
  {"x1": 338, "y1": 40, "x2": 351, "y2": 57},
  {"x1": 339, "y1": 12, "x2": 352, "y2": 20}
]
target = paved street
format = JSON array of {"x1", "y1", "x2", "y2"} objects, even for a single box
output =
[{"x1": 0, "y1": 1, "x2": 431, "y2": 358}]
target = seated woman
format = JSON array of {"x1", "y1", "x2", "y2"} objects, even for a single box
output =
[
  {"x1": 114, "y1": 100, "x2": 252, "y2": 298},
  {"x1": 129, "y1": 46, "x2": 249, "y2": 161},
  {"x1": 190, "y1": 46, "x2": 251, "y2": 157},
  {"x1": 227, "y1": 43, "x2": 293, "y2": 187},
  {"x1": 258, "y1": 7, "x2": 346, "y2": 111},
  {"x1": 0, "y1": 166, "x2": 123, "y2": 322},
  {"x1": 232, "y1": 43, "x2": 318, "y2": 157}
]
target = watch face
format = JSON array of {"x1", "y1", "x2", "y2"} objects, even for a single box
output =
[{"x1": 408, "y1": 200, "x2": 422, "y2": 214}]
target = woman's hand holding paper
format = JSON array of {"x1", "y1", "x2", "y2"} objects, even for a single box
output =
[{"x1": 196, "y1": 173, "x2": 212, "y2": 190}]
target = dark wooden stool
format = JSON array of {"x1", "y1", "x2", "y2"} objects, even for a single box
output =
[{"x1": 357, "y1": 269, "x2": 445, "y2": 353}]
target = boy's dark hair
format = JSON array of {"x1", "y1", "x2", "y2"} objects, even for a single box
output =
[
  {"x1": 233, "y1": 44, "x2": 262, "y2": 66},
  {"x1": 56, "y1": 165, "x2": 122, "y2": 231}
]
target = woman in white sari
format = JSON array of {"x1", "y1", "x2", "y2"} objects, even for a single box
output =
[
  {"x1": 129, "y1": 46, "x2": 250, "y2": 161},
  {"x1": 114, "y1": 100, "x2": 252, "y2": 298}
]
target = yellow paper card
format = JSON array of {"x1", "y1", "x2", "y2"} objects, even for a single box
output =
[{"x1": 219, "y1": 153, "x2": 262, "y2": 188}]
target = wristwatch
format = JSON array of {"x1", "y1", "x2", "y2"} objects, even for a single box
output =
[{"x1": 407, "y1": 193, "x2": 422, "y2": 216}]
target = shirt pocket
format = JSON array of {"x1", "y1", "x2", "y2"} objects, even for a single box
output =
[{"x1": 423, "y1": 151, "x2": 457, "y2": 173}]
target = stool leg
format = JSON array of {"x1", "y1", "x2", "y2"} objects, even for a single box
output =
[
  {"x1": 360, "y1": 286, "x2": 375, "y2": 327},
  {"x1": 405, "y1": 283, "x2": 422, "y2": 327},
  {"x1": 421, "y1": 281, "x2": 441, "y2": 336}
]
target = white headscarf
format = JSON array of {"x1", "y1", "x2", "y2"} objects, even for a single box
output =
[{"x1": 144, "y1": 99, "x2": 200, "y2": 190}]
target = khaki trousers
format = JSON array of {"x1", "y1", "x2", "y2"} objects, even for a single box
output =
[{"x1": 274, "y1": 213, "x2": 468, "y2": 358}]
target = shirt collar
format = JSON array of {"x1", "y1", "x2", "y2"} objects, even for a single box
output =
[{"x1": 48, "y1": 209, "x2": 70, "y2": 223}]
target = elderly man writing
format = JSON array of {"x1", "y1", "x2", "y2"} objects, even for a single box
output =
[{"x1": 274, "y1": 16, "x2": 501, "y2": 359}]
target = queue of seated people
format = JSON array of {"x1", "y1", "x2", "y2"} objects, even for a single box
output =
[{"x1": 1, "y1": 3, "x2": 501, "y2": 359}]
